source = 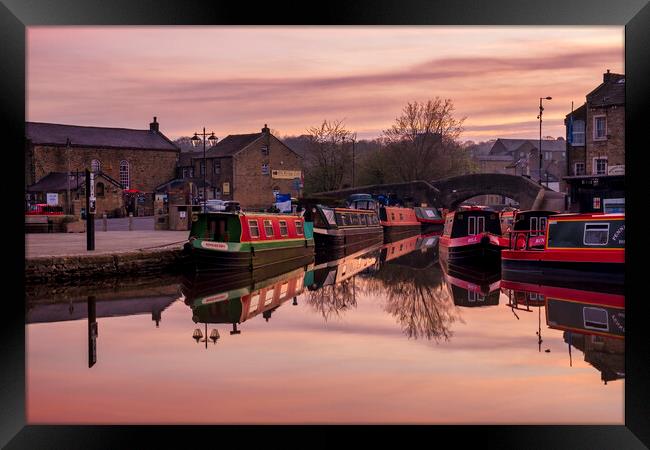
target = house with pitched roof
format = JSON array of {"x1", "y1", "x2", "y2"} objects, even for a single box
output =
[
  {"x1": 564, "y1": 70, "x2": 625, "y2": 213},
  {"x1": 187, "y1": 124, "x2": 303, "y2": 209},
  {"x1": 25, "y1": 117, "x2": 180, "y2": 216}
]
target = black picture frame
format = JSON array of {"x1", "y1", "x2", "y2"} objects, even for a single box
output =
[{"x1": 2, "y1": 0, "x2": 648, "y2": 448}]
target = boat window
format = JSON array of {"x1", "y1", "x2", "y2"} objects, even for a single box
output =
[
  {"x1": 353, "y1": 214, "x2": 362, "y2": 226},
  {"x1": 279, "y1": 220, "x2": 288, "y2": 236},
  {"x1": 477, "y1": 216, "x2": 485, "y2": 233},
  {"x1": 468, "y1": 292, "x2": 485, "y2": 303},
  {"x1": 539, "y1": 217, "x2": 547, "y2": 235},
  {"x1": 264, "y1": 219, "x2": 274, "y2": 237},
  {"x1": 530, "y1": 217, "x2": 538, "y2": 236},
  {"x1": 584, "y1": 223, "x2": 609, "y2": 245},
  {"x1": 250, "y1": 294, "x2": 260, "y2": 312},
  {"x1": 583, "y1": 307, "x2": 609, "y2": 331},
  {"x1": 248, "y1": 220, "x2": 260, "y2": 238},
  {"x1": 468, "y1": 216, "x2": 476, "y2": 235},
  {"x1": 264, "y1": 289, "x2": 274, "y2": 306},
  {"x1": 399, "y1": 213, "x2": 404, "y2": 220},
  {"x1": 391, "y1": 213, "x2": 395, "y2": 221},
  {"x1": 295, "y1": 220, "x2": 304, "y2": 235},
  {"x1": 280, "y1": 283, "x2": 288, "y2": 299},
  {"x1": 322, "y1": 208, "x2": 337, "y2": 226}
]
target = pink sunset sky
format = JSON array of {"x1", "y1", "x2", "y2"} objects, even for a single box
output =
[{"x1": 27, "y1": 26, "x2": 624, "y2": 143}]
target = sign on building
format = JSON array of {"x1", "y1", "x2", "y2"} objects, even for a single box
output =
[
  {"x1": 46, "y1": 193, "x2": 58, "y2": 206},
  {"x1": 271, "y1": 169, "x2": 301, "y2": 180},
  {"x1": 608, "y1": 165, "x2": 625, "y2": 175}
]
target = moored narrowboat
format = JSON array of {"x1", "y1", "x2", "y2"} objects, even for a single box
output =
[
  {"x1": 501, "y1": 213, "x2": 624, "y2": 293},
  {"x1": 306, "y1": 204, "x2": 384, "y2": 256},
  {"x1": 438, "y1": 206, "x2": 508, "y2": 264},
  {"x1": 507, "y1": 209, "x2": 559, "y2": 250},
  {"x1": 380, "y1": 206, "x2": 422, "y2": 240},
  {"x1": 184, "y1": 211, "x2": 314, "y2": 272}
]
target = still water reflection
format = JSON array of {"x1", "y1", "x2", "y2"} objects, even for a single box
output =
[{"x1": 27, "y1": 233, "x2": 624, "y2": 424}]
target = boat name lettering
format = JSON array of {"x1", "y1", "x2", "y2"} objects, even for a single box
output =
[
  {"x1": 612, "y1": 224, "x2": 625, "y2": 241},
  {"x1": 202, "y1": 293, "x2": 229, "y2": 304},
  {"x1": 201, "y1": 241, "x2": 229, "y2": 251}
]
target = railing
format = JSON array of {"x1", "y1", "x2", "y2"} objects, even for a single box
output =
[{"x1": 507, "y1": 229, "x2": 547, "y2": 251}]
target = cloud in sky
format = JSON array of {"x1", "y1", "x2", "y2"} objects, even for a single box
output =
[{"x1": 27, "y1": 26, "x2": 624, "y2": 142}]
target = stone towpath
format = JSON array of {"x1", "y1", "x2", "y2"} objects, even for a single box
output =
[{"x1": 25, "y1": 231, "x2": 189, "y2": 258}]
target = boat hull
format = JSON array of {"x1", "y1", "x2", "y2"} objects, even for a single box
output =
[
  {"x1": 382, "y1": 225, "x2": 422, "y2": 243},
  {"x1": 501, "y1": 258, "x2": 624, "y2": 294},
  {"x1": 314, "y1": 226, "x2": 384, "y2": 252},
  {"x1": 185, "y1": 241, "x2": 314, "y2": 273},
  {"x1": 439, "y1": 240, "x2": 502, "y2": 265}
]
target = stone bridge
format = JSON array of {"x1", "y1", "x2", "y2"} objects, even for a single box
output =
[{"x1": 313, "y1": 173, "x2": 564, "y2": 210}]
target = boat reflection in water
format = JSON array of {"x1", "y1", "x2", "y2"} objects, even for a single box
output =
[
  {"x1": 440, "y1": 259, "x2": 501, "y2": 307},
  {"x1": 306, "y1": 243, "x2": 382, "y2": 320},
  {"x1": 501, "y1": 280, "x2": 624, "y2": 384},
  {"x1": 380, "y1": 232, "x2": 439, "y2": 269},
  {"x1": 182, "y1": 262, "x2": 312, "y2": 346}
]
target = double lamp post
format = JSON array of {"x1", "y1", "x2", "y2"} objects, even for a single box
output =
[{"x1": 190, "y1": 128, "x2": 218, "y2": 212}]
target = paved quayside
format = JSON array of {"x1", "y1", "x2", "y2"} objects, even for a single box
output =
[{"x1": 25, "y1": 231, "x2": 190, "y2": 283}]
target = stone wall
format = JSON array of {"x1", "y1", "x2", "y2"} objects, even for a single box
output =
[
  {"x1": 25, "y1": 248, "x2": 187, "y2": 283},
  {"x1": 585, "y1": 105, "x2": 625, "y2": 173},
  {"x1": 233, "y1": 134, "x2": 302, "y2": 209},
  {"x1": 31, "y1": 145, "x2": 179, "y2": 192}
]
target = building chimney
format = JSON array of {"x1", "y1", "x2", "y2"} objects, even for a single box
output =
[
  {"x1": 150, "y1": 116, "x2": 159, "y2": 132},
  {"x1": 603, "y1": 69, "x2": 612, "y2": 83},
  {"x1": 262, "y1": 124, "x2": 270, "y2": 134}
]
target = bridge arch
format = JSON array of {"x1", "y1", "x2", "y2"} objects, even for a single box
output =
[{"x1": 432, "y1": 174, "x2": 544, "y2": 210}]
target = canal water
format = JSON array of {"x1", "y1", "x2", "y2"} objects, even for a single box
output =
[{"x1": 26, "y1": 234, "x2": 624, "y2": 424}]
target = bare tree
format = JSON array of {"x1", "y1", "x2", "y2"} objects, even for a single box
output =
[
  {"x1": 303, "y1": 119, "x2": 354, "y2": 193},
  {"x1": 382, "y1": 98, "x2": 467, "y2": 181}
]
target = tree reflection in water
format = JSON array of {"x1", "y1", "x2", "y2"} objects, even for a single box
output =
[
  {"x1": 305, "y1": 277, "x2": 359, "y2": 321},
  {"x1": 365, "y1": 262, "x2": 463, "y2": 342}
]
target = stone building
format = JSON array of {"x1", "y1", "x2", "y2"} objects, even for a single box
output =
[
  {"x1": 470, "y1": 137, "x2": 567, "y2": 205},
  {"x1": 191, "y1": 125, "x2": 303, "y2": 209},
  {"x1": 564, "y1": 71, "x2": 625, "y2": 213},
  {"x1": 26, "y1": 171, "x2": 123, "y2": 218},
  {"x1": 25, "y1": 117, "x2": 180, "y2": 216}
]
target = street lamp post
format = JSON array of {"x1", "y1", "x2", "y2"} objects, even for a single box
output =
[
  {"x1": 191, "y1": 128, "x2": 218, "y2": 213},
  {"x1": 538, "y1": 97, "x2": 552, "y2": 184},
  {"x1": 66, "y1": 138, "x2": 71, "y2": 214}
]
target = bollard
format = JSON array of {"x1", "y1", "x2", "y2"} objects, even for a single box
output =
[
  {"x1": 128, "y1": 212, "x2": 133, "y2": 231},
  {"x1": 102, "y1": 213, "x2": 107, "y2": 232}
]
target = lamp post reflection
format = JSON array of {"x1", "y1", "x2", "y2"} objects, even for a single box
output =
[
  {"x1": 87, "y1": 296, "x2": 98, "y2": 368},
  {"x1": 192, "y1": 322, "x2": 220, "y2": 349}
]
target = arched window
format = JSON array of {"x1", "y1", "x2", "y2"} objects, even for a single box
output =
[
  {"x1": 91, "y1": 159, "x2": 101, "y2": 173},
  {"x1": 119, "y1": 160, "x2": 130, "y2": 189}
]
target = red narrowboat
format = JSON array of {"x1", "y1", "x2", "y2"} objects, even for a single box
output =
[
  {"x1": 507, "y1": 210, "x2": 559, "y2": 250},
  {"x1": 379, "y1": 206, "x2": 422, "y2": 240},
  {"x1": 184, "y1": 211, "x2": 314, "y2": 272},
  {"x1": 439, "y1": 206, "x2": 509, "y2": 265},
  {"x1": 501, "y1": 213, "x2": 624, "y2": 293}
]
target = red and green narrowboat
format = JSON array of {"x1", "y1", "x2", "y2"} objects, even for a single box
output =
[
  {"x1": 307, "y1": 204, "x2": 384, "y2": 258},
  {"x1": 439, "y1": 206, "x2": 509, "y2": 265},
  {"x1": 184, "y1": 211, "x2": 314, "y2": 272},
  {"x1": 501, "y1": 213, "x2": 624, "y2": 293},
  {"x1": 413, "y1": 206, "x2": 445, "y2": 234}
]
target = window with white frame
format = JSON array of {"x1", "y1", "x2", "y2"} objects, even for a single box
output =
[
  {"x1": 279, "y1": 221, "x2": 288, "y2": 237},
  {"x1": 572, "y1": 120, "x2": 585, "y2": 145},
  {"x1": 213, "y1": 160, "x2": 221, "y2": 175},
  {"x1": 594, "y1": 157, "x2": 608, "y2": 175},
  {"x1": 295, "y1": 220, "x2": 304, "y2": 235},
  {"x1": 584, "y1": 223, "x2": 609, "y2": 245},
  {"x1": 91, "y1": 159, "x2": 101, "y2": 173},
  {"x1": 594, "y1": 116, "x2": 607, "y2": 140},
  {"x1": 263, "y1": 220, "x2": 274, "y2": 237},
  {"x1": 574, "y1": 162, "x2": 585, "y2": 176},
  {"x1": 119, "y1": 160, "x2": 130, "y2": 189},
  {"x1": 544, "y1": 151, "x2": 552, "y2": 160}
]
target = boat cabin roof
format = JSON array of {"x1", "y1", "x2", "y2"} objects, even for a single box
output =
[{"x1": 549, "y1": 212, "x2": 625, "y2": 221}]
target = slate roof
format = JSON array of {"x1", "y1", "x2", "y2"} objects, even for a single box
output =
[
  {"x1": 489, "y1": 138, "x2": 566, "y2": 156},
  {"x1": 26, "y1": 122, "x2": 179, "y2": 151},
  {"x1": 27, "y1": 171, "x2": 122, "y2": 192},
  {"x1": 587, "y1": 73, "x2": 625, "y2": 107},
  {"x1": 200, "y1": 133, "x2": 264, "y2": 159}
]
